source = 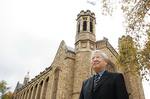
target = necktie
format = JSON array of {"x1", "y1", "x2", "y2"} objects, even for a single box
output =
[{"x1": 94, "y1": 74, "x2": 101, "y2": 88}]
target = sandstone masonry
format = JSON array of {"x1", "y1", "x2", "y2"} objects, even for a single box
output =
[{"x1": 13, "y1": 10, "x2": 145, "y2": 99}]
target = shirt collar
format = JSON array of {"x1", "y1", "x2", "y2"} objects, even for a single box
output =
[{"x1": 96, "y1": 70, "x2": 105, "y2": 77}]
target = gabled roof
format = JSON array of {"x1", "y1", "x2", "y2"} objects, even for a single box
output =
[
  {"x1": 14, "y1": 40, "x2": 75, "y2": 92},
  {"x1": 96, "y1": 37, "x2": 118, "y2": 58}
]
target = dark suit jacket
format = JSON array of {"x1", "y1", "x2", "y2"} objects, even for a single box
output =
[{"x1": 79, "y1": 71, "x2": 129, "y2": 99}]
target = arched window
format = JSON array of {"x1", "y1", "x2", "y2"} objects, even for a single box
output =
[
  {"x1": 32, "y1": 84, "x2": 38, "y2": 99},
  {"x1": 20, "y1": 93, "x2": 23, "y2": 99},
  {"x1": 22, "y1": 92, "x2": 26, "y2": 99},
  {"x1": 90, "y1": 21, "x2": 93, "y2": 32},
  {"x1": 78, "y1": 22, "x2": 80, "y2": 33},
  {"x1": 25, "y1": 89, "x2": 29, "y2": 99},
  {"x1": 28, "y1": 87, "x2": 33, "y2": 99},
  {"x1": 51, "y1": 68, "x2": 60, "y2": 99},
  {"x1": 83, "y1": 21, "x2": 87, "y2": 31},
  {"x1": 42, "y1": 77, "x2": 49, "y2": 99},
  {"x1": 37, "y1": 81, "x2": 43, "y2": 99}
]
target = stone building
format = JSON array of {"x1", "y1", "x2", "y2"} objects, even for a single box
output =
[{"x1": 13, "y1": 10, "x2": 145, "y2": 99}]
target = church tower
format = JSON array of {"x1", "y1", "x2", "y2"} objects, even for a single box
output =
[
  {"x1": 23, "y1": 72, "x2": 30, "y2": 85},
  {"x1": 72, "y1": 10, "x2": 96, "y2": 99},
  {"x1": 75, "y1": 10, "x2": 96, "y2": 52},
  {"x1": 12, "y1": 10, "x2": 145, "y2": 99}
]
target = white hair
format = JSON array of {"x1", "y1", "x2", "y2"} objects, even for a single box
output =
[
  {"x1": 91, "y1": 50, "x2": 109, "y2": 60},
  {"x1": 91, "y1": 50, "x2": 116, "y2": 72}
]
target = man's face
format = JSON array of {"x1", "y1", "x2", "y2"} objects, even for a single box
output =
[{"x1": 91, "y1": 52, "x2": 107, "y2": 73}]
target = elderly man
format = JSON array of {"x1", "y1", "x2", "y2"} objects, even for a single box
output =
[{"x1": 79, "y1": 50, "x2": 129, "y2": 99}]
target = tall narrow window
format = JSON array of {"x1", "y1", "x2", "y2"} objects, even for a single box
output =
[
  {"x1": 32, "y1": 84, "x2": 38, "y2": 99},
  {"x1": 83, "y1": 21, "x2": 87, "y2": 31},
  {"x1": 90, "y1": 21, "x2": 93, "y2": 32},
  {"x1": 20, "y1": 93, "x2": 23, "y2": 99},
  {"x1": 23, "y1": 92, "x2": 25, "y2": 99},
  {"x1": 51, "y1": 69, "x2": 60, "y2": 99},
  {"x1": 28, "y1": 87, "x2": 33, "y2": 99},
  {"x1": 37, "y1": 81, "x2": 43, "y2": 99},
  {"x1": 25, "y1": 89, "x2": 29, "y2": 99},
  {"x1": 42, "y1": 77, "x2": 49, "y2": 99},
  {"x1": 24, "y1": 91, "x2": 27, "y2": 99},
  {"x1": 78, "y1": 22, "x2": 80, "y2": 33}
]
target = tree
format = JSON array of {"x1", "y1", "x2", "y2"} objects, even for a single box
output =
[
  {"x1": 141, "y1": 31, "x2": 150, "y2": 71},
  {"x1": 2, "y1": 91, "x2": 13, "y2": 99},
  {"x1": 100, "y1": 0, "x2": 150, "y2": 32},
  {"x1": 0, "y1": 81, "x2": 7, "y2": 95},
  {"x1": 0, "y1": 80, "x2": 10, "y2": 99},
  {"x1": 99, "y1": 0, "x2": 150, "y2": 75},
  {"x1": 117, "y1": 35, "x2": 140, "y2": 75}
]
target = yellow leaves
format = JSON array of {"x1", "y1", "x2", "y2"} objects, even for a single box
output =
[
  {"x1": 0, "y1": 81, "x2": 12, "y2": 99},
  {"x1": 118, "y1": 35, "x2": 139, "y2": 75},
  {"x1": 118, "y1": 32, "x2": 150, "y2": 78},
  {"x1": 141, "y1": 37, "x2": 150, "y2": 69},
  {"x1": 0, "y1": 80, "x2": 7, "y2": 93}
]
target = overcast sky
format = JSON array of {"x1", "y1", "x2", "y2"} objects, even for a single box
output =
[{"x1": 0, "y1": 0, "x2": 150, "y2": 98}]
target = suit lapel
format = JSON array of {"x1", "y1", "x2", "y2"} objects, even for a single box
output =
[
  {"x1": 94, "y1": 71, "x2": 110, "y2": 92},
  {"x1": 88, "y1": 76, "x2": 94, "y2": 94}
]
